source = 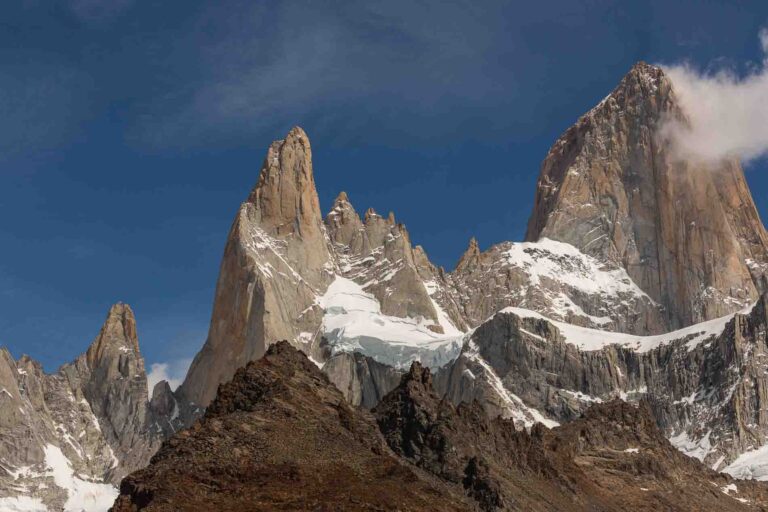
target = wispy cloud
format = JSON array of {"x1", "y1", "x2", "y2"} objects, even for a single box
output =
[
  {"x1": 132, "y1": 1, "x2": 515, "y2": 148},
  {"x1": 147, "y1": 357, "x2": 192, "y2": 393},
  {"x1": 660, "y1": 27, "x2": 768, "y2": 164}
]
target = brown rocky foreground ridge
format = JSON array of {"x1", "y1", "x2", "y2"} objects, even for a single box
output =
[{"x1": 111, "y1": 342, "x2": 768, "y2": 511}]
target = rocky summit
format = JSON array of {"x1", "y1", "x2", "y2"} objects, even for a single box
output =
[
  {"x1": 0, "y1": 304, "x2": 177, "y2": 512},
  {"x1": 176, "y1": 64, "x2": 767, "y2": 416},
  {"x1": 112, "y1": 342, "x2": 768, "y2": 511},
  {"x1": 526, "y1": 62, "x2": 768, "y2": 330},
  {"x1": 111, "y1": 342, "x2": 473, "y2": 512},
  {"x1": 3, "y1": 61, "x2": 768, "y2": 511}
]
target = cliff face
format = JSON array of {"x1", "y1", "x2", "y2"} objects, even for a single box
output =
[
  {"x1": 179, "y1": 127, "x2": 334, "y2": 408},
  {"x1": 525, "y1": 62, "x2": 768, "y2": 330},
  {"x1": 178, "y1": 127, "x2": 466, "y2": 409},
  {"x1": 0, "y1": 304, "x2": 174, "y2": 511},
  {"x1": 446, "y1": 237, "x2": 666, "y2": 334},
  {"x1": 325, "y1": 191, "x2": 465, "y2": 331},
  {"x1": 433, "y1": 294, "x2": 768, "y2": 472}
]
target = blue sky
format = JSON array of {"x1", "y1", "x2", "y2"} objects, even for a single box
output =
[{"x1": 2, "y1": 0, "x2": 768, "y2": 380}]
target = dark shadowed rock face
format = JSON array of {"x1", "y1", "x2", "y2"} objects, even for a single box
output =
[
  {"x1": 433, "y1": 293, "x2": 768, "y2": 471},
  {"x1": 113, "y1": 344, "x2": 768, "y2": 512},
  {"x1": 110, "y1": 342, "x2": 473, "y2": 512},
  {"x1": 323, "y1": 350, "x2": 403, "y2": 408},
  {"x1": 376, "y1": 362, "x2": 768, "y2": 511}
]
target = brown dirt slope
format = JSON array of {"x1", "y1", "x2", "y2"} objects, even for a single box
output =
[
  {"x1": 112, "y1": 342, "x2": 768, "y2": 511},
  {"x1": 110, "y1": 342, "x2": 472, "y2": 512},
  {"x1": 375, "y1": 362, "x2": 768, "y2": 511}
]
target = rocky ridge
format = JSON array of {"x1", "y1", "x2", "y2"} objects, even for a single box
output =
[
  {"x1": 433, "y1": 293, "x2": 768, "y2": 471},
  {"x1": 112, "y1": 342, "x2": 768, "y2": 511},
  {"x1": 169, "y1": 61, "x2": 768, "y2": 483},
  {"x1": 0, "y1": 304, "x2": 176, "y2": 511},
  {"x1": 111, "y1": 342, "x2": 473, "y2": 512}
]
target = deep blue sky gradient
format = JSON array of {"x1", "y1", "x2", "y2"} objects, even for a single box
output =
[{"x1": 2, "y1": 0, "x2": 767, "y2": 376}]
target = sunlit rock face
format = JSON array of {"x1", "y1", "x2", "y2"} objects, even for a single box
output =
[
  {"x1": 525, "y1": 62, "x2": 768, "y2": 331},
  {"x1": 0, "y1": 304, "x2": 172, "y2": 511}
]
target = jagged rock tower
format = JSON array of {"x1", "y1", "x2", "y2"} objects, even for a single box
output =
[
  {"x1": 179, "y1": 127, "x2": 466, "y2": 408},
  {"x1": 526, "y1": 62, "x2": 768, "y2": 329},
  {"x1": 0, "y1": 304, "x2": 170, "y2": 510},
  {"x1": 179, "y1": 127, "x2": 335, "y2": 407}
]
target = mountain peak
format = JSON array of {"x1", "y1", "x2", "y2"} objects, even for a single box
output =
[
  {"x1": 525, "y1": 59, "x2": 768, "y2": 330},
  {"x1": 618, "y1": 60, "x2": 667, "y2": 95},
  {"x1": 286, "y1": 125, "x2": 307, "y2": 140},
  {"x1": 334, "y1": 190, "x2": 349, "y2": 204},
  {"x1": 455, "y1": 236, "x2": 480, "y2": 272},
  {"x1": 85, "y1": 303, "x2": 139, "y2": 368},
  {"x1": 364, "y1": 207, "x2": 379, "y2": 223},
  {"x1": 629, "y1": 60, "x2": 662, "y2": 76},
  {"x1": 246, "y1": 126, "x2": 324, "y2": 240}
]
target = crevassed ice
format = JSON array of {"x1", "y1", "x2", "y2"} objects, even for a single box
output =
[
  {"x1": 723, "y1": 444, "x2": 768, "y2": 481},
  {"x1": 319, "y1": 277, "x2": 465, "y2": 369}
]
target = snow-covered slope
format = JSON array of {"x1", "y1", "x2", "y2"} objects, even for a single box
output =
[
  {"x1": 448, "y1": 237, "x2": 666, "y2": 335},
  {"x1": 0, "y1": 305, "x2": 173, "y2": 512},
  {"x1": 500, "y1": 303, "x2": 750, "y2": 352},
  {"x1": 319, "y1": 277, "x2": 465, "y2": 369}
]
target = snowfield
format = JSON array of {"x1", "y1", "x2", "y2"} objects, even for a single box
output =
[
  {"x1": 319, "y1": 277, "x2": 466, "y2": 369},
  {"x1": 43, "y1": 445, "x2": 117, "y2": 512},
  {"x1": 504, "y1": 238, "x2": 652, "y2": 303},
  {"x1": 0, "y1": 445, "x2": 117, "y2": 512}
]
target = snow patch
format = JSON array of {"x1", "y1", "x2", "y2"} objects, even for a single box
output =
[
  {"x1": 498, "y1": 305, "x2": 745, "y2": 353},
  {"x1": 669, "y1": 431, "x2": 713, "y2": 462},
  {"x1": 0, "y1": 496, "x2": 47, "y2": 511},
  {"x1": 423, "y1": 280, "x2": 463, "y2": 336},
  {"x1": 43, "y1": 444, "x2": 117, "y2": 512},
  {"x1": 503, "y1": 238, "x2": 652, "y2": 303},
  {"x1": 560, "y1": 389, "x2": 603, "y2": 403}
]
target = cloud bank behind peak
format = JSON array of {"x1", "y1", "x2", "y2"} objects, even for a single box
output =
[{"x1": 660, "y1": 28, "x2": 768, "y2": 165}]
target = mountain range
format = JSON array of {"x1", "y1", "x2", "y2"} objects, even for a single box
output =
[{"x1": 2, "y1": 61, "x2": 768, "y2": 511}]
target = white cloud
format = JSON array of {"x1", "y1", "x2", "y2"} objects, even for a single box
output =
[
  {"x1": 146, "y1": 358, "x2": 192, "y2": 393},
  {"x1": 660, "y1": 28, "x2": 768, "y2": 164}
]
